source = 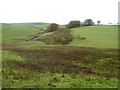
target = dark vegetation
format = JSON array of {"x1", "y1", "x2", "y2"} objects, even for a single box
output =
[
  {"x1": 36, "y1": 28, "x2": 73, "y2": 45},
  {"x1": 67, "y1": 20, "x2": 80, "y2": 28},
  {"x1": 47, "y1": 23, "x2": 59, "y2": 32},
  {"x1": 97, "y1": 20, "x2": 101, "y2": 25},
  {"x1": 2, "y1": 41, "x2": 119, "y2": 88},
  {"x1": 3, "y1": 42, "x2": 119, "y2": 78},
  {"x1": 84, "y1": 19, "x2": 94, "y2": 26},
  {"x1": 66, "y1": 19, "x2": 94, "y2": 28}
]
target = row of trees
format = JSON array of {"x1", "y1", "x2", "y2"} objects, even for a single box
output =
[
  {"x1": 66, "y1": 20, "x2": 80, "y2": 28},
  {"x1": 67, "y1": 19, "x2": 101, "y2": 28},
  {"x1": 67, "y1": 19, "x2": 95, "y2": 28},
  {"x1": 47, "y1": 19, "x2": 101, "y2": 32}
]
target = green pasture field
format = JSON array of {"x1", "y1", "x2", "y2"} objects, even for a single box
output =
[
  {"x1": 2, "y1": 23, "x2": 49, "y2": 41},
  {"x1": 70, "y1": 25, "x2": 118, "y2": 48}
]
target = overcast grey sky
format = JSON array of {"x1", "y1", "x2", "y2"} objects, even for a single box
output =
[{"x1": 0, "y1": 0, "x2": 119, "y2": 24}]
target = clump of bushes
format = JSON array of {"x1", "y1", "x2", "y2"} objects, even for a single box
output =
[
  {"x1": 84, "y1": 19, "x2": 94, "y2": 26},
  {"x1": 66, "y1": 20, "x2": 80, "y2": 28},
  {"x1": 47, "y1": 23, "x2": 59, "y2": 32},
  {"x1": 53, "y1": 28, "x2": 73, "y2": 45},
  {"x1": 36, "y1": 28, "x2": 74, "y2": 45}
]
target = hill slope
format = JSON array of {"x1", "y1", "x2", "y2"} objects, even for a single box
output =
[
  {"x1": 70, "y1": 25, "x2": 118, "y2": 48},
  {"x1": 2, "y1": 23, "x2": 49, "y2": 41},
  {"x1": 2, "y1": 24, "x2": 119, "y2": 88}
]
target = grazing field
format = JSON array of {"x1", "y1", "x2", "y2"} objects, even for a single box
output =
[
  {"x1": 70, "y1": 26, "x2": 118, "y2": 48},
  {"x1": 2, "y1": 23, "x2": 119, "y2": 88},
  {"x1": 2, "y1": 23, "x2": 49, "y2": 41}
]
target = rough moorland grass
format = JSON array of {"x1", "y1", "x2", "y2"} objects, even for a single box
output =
[
  {"x1": 2, "y1": 68, "x2": 118, "y2": 88},
  {"x1": 2, "y1": 42, "x2": 119, "y2": 88},
  {"x1": 70, "y1": 25, "x2": 118, "y2": 48}
]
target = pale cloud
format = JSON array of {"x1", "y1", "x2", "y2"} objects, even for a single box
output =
[{"x1": 0, "y1": 0, "x2": 119, "y2": 24}]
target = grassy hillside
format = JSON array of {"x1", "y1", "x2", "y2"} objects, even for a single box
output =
[
  {"x1": 2, "y1": 23, "x2": 119, "y2": 88},
  {"x1": 70, "y1": 25, "x2": 118, "y2": 48},
  {"x1": 2, "y1": 23, "x2": 49, "y2": 41}
]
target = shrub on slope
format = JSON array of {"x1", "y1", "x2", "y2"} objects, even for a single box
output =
[{"x1": 36, "y1": 28, "x2": 73, "y2": 45}]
